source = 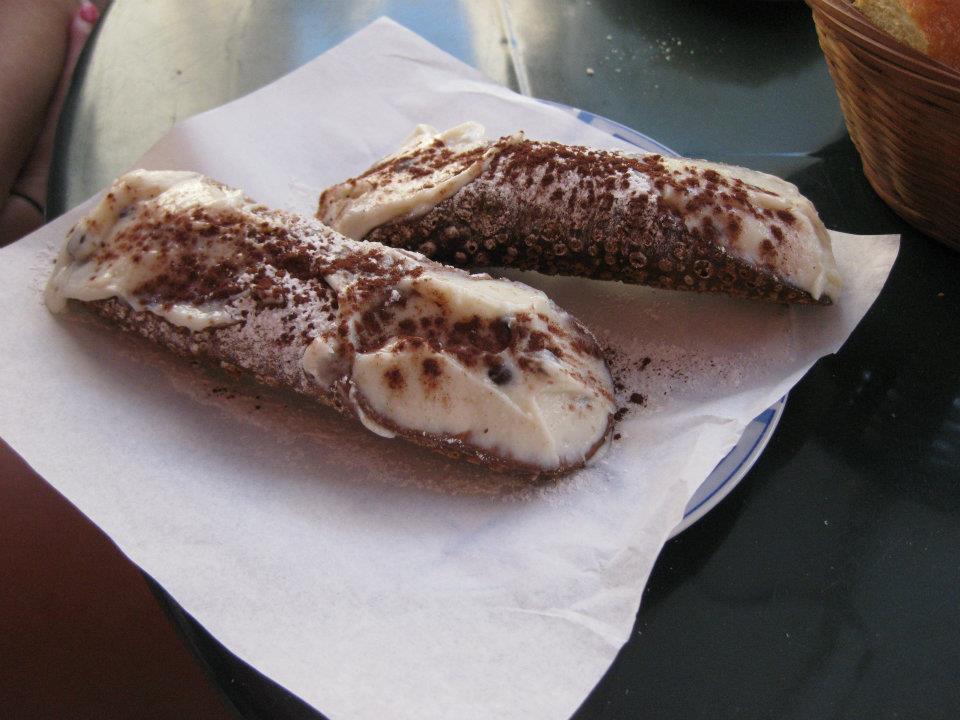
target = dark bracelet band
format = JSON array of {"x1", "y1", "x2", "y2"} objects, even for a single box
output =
[{"x1": 9, "y1": 190, "x2": 44, "y2": 216}]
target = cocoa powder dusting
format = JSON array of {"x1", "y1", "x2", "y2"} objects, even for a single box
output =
[{"x1": 384, "y1": 367, "x2": 405, "y2": 390}]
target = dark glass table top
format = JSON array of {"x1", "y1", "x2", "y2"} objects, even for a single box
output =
[{"x1": 13, "y1": 1, "x2": 958, "y2": 718}]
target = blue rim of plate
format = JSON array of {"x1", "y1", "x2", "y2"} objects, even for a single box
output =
[
  {"x1": 540, "y1": 100, "x2": 787, "y2": 536},
  {"x1": 669, "y1": 397, "x2": 786, "y2": 537}
]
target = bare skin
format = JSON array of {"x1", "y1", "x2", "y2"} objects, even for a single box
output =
[{"x1": 0, "y1": 0, "x2": 106, "y2": 246}]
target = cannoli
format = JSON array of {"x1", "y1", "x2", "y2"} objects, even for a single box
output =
[
  {"x1": 46, "y1": 170, "x2": 615, "y2": 475},
  {"x1": 318, "y1": 123, "x2": 842, "y2": 304}
]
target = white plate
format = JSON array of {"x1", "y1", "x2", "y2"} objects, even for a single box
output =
[{"x1": 543, "y1": 101, "x2": 787, "y2": 536}]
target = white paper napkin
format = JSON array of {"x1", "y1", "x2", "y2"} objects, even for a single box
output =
[{"x1": 0, "y1": 18, "x2": 898, "y2": 720}]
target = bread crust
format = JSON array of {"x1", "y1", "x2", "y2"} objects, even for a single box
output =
[{"x1": 854, "y1": 0, "x2": 960, "y2": 69}]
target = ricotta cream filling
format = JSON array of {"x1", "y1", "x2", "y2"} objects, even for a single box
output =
[
  {"x1": 318, "y1": 122, "x2": 520, "y2": 241},
  {"x1": 646, "y1": 156, "x2": 842, "y2": 302},
  {"x1": 45, "y1": 170, "x2": 254, "y2": 331},
  {"x1": 352, "y1": 342, "x2": 608, "y2": 468},
  {"x1": 333, "y1": 267, "x2": 614, "y2": 468}
]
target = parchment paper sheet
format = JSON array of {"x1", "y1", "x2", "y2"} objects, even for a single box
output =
[{"x1": 0, "y1": 18, "x2": 899, "y2": 720}]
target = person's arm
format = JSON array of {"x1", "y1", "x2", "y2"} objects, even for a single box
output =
[{"x1": 0, "y1": 1, "x2": 103, "y2": 246}]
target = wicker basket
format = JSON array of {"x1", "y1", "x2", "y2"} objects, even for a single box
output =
[{"x1": 807, "y1": 0, "x2": 960, "y2": 248}]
